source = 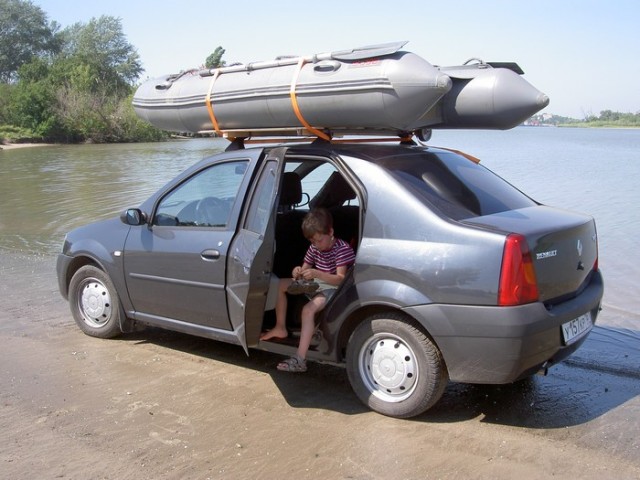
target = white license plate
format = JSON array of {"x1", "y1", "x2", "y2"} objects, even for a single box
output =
[{"x1": 562, "y1": 312, "x2": 592, "y2": 345}]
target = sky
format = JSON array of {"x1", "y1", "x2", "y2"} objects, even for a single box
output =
[{"x1": 33, "y1": 0, "x2": 640, "y2": 119}]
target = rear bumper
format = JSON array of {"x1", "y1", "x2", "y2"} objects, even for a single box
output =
[{"x1": 403, "y1": 270, "x2": 604, "y2": 384}]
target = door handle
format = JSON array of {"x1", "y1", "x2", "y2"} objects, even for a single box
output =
[{"x1": 201, "y1": 249, "x2": 220, "y2": 261}]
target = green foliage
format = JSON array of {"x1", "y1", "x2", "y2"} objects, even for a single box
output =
[
  {"x1": 205, "y1": 46, "x2": 226, "y2": 69},
  {"x1": 529, "y1": 111, "x2": 640, "y2": 128},
  {"x1": 0, "y1": 0, "x2": 61, "y2": 82},
  {"x1": 54, "y1": 87, "x2": 166, "y2": 143},
  {"x1": 59, "y1": 16, "x2": 142, "y2": 93},
  {"x1": 0, "y1": 83, "x2": 12, "y2": 123},
  {"x1": 115, "y1": 93, "x2": 168, "y2": 142},
  {"x1": 0, "y1": 124, "x2": 38, "y2": 143},
  {"x1": 8, "y1": 59, "x2": 66, "y2": 139},
  {"x1": 583, "y1": 110, "x2": 640, "y2": 126},
  {"x1": 0, "y1": 10, "x2": 165, "y2": 143}
]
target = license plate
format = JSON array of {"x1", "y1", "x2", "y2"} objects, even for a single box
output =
[{"x1": 561, "y1": 312, "x2": 592, "y2": 345}]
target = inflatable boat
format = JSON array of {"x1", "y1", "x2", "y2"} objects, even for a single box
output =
[{"x1": 133, "y1": 41, "x2": 549, "y2": 139}]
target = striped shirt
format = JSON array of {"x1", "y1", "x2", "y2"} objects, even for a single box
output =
[{"x1": 304, "y1": 238, "x2": 355, "y2": 274}]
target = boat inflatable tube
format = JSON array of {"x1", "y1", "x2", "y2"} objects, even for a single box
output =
[{"x1": 133, "y1": 42, "x2": 549, "y2": 138}]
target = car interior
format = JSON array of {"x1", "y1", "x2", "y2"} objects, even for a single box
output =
[{"x1": 261, "y1": 157, "x2": 360, "y2": 344}]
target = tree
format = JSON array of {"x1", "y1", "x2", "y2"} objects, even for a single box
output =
[
  {"x1": 2, "y1": 12, "x2": 165, "y2": 143},
  {"x1": 0, "y1": 0, "x2": 61, "y2": 82},
  {"x1": 205, "y1": 46, "x2": 226, "y2": 69},
  {"x1": 8, "y1": 57, "x2": 69, "y2": 139},
  {"x1": 59, "y1": 15, "x2": 143, "y2": 94}
]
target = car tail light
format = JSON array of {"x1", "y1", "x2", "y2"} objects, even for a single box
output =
[
  {"x1": 498, "y1": 234, "x2": 539, "y2": 306},
  {"x1": 593, "y1": 234, "x2": 599, "y2": 272}
]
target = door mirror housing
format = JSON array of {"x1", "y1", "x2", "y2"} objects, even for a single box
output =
[{"x1": 120, "y1": 208, "x2": 147, "y2": 226}]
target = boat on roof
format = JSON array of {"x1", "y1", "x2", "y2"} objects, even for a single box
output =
[{"x1": 132, "y1": 41, "x2": 549, "y2": 140}]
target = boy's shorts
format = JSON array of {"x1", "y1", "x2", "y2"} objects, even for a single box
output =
[
  {"x1": 265, "y1": 276, "x2": 337, "y2": 310},
  {"x1": 311, "y1": 281, "x2": 336, "y2": 301}
]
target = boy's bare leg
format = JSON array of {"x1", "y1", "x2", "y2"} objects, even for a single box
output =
[
  {"x1": 260, "y1": 278, "x2": 292, "y2": 340},
  {"x1": 296, "y1": 295, "x2": 327, "y2": 359}
]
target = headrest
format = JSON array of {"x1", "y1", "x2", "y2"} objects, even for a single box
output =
[
  {"x1": 309, "y1": 171, "x2": 356, "y2": 209},
  {"x1": 279, "y1": 171, "x2": 302, "y2": 206}
]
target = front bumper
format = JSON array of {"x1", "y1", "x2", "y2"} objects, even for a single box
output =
[{"x1": 56, "y1": 253, "x2": 73, "y2": 300}]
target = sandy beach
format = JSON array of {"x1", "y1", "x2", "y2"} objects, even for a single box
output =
[
  {"x1": 1, "y1": 251, "x2": 639, "y2": 479},
  {"x1": 1, "y1": 142, "x2": 57, "y2": 150}
]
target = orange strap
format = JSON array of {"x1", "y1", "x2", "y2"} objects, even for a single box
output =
[
  {"x1": 435, "y1": 146, "x2": 481, "y2": 164},
  {"x1": 205, "y1": 70, "x2": 226, "y2": 137},
  {"x1": 206, "y1": 60, "x2": 331, "y2": 142},
  {"x1": 290, "y1": 58, "x2": 331, "y2": 141}
]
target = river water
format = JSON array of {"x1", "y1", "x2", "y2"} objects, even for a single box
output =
[{"x1": 1, "y1": 128, "x2": 639, "y2": 333}]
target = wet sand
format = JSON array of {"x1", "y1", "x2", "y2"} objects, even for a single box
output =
[{"x1": 1, "y1": 251, "x2": 639, "y2": 479}]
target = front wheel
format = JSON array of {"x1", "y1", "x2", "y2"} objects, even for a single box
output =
[
  {"x1": 346, "y1": 312, "x2": 448, "y2": 418},
  {"x1": 68, "y1": 265, "x2": 123, "y2": 339}
]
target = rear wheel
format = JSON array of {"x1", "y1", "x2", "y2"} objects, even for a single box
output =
[
  {"x1": 68, "y1": 265, "x2": 122, "y2": 339},
  {"x1": 346, "y1": 312, "x2": 448, "y2": 418}
]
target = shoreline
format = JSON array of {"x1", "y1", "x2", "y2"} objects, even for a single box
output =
[
  {"x1": 1, "y1": 142, "x2": 57, "y2": 150},
  {"x1": 2, "y1": 125, "x2": 638, "y2": 152}
]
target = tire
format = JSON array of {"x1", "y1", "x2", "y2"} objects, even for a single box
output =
[
  {"x1": 346, "y1": 312, "x2": 448, "y2": 418},
  {"x1": 68, "y1": 265, "x2": 123, "y2": 339}
]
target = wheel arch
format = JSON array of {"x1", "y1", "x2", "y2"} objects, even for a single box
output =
[
  {"x1": 333, "y1": 277, "x2": 437, "y2": 359},
  {"x1": 61, "y1": 255, "x2": 103, "y2": 298},
  {"x1": 62, "y1": 255, "x2": 135, "y2": 334},
  {"x1": 336, "y1": 303, "x2": 447, "y2": 375},
  {"x1": 343, "y1": 308, "x2": 450, "y2": 418}
]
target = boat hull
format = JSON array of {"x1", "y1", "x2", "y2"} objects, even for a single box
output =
[
  {"x1": 416, "y1": 66, "x2": 550, "y2": 130},
  {"x1": 133, "y1": 51, "x2": 452, "y2": 136},
  {"x1": 132, "y1": 43, "x2": 549, "y2": 137}
]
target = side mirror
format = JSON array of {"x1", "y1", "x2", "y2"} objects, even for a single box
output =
[{"x1": 120, "y1": 208, "x2": 148, "y2": 226}]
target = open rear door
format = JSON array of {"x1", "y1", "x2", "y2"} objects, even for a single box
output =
[{"x1": 226, "y1": 148, "x2": 287, "y2": 352}]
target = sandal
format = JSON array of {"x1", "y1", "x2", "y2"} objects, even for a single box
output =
[
  {"x1": 277, "y1": 355, "x2": 307, "y2": 373},
  {"x1": 287, "y1": 280, "x2": 319, "y2": 295}
]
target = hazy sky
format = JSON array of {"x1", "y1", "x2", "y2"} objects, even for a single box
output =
[{"x1": 34, "y1": 0, "x2": 639, "y2": 118}]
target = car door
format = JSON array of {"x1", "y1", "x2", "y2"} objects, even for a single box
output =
[
  {"x1": 227, "y1": 148, "x2": 287, "y2": 351},
  {"x1": 122, "y1": 154, "x2": 260, "y2": 332}
]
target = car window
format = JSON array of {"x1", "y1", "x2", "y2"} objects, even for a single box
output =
[
  {"x1": 154, "y1": 160, "x2": 248, "y2": 227},
  {"x1": 379, "y1": 151, "x2": 536, "y2": 220},
  {"x1": 244, "y1": 160, "x2": 277, "y2": 235},
  {"x1": 301, "y1": 163, "x2": 335, "y2": 199},
  {"x1": 285, "y1": 160, "x2": 359, "y2": 208}
]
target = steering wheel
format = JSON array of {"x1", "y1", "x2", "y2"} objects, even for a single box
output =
[{"x1": 194, "y1": 196, "x2": 226, "y2": 226}]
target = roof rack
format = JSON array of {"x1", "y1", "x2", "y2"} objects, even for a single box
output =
[
  {"x1": 214, "y1": 126, "x2": 433, "y2": 151},
  {"x1": 222, "y1": 129, "x2": 430, "y2": 151}
]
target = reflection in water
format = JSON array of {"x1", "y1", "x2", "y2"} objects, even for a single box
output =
[{"x1": 0, "y1": 138, "x2": 227, "y2": 253}]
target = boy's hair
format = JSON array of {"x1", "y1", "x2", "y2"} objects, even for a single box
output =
[{"x1": 302, "y1": 208, "x2": 333, "y2": 240}]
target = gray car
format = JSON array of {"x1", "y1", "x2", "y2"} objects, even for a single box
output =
[{"x1": 56, "y1": 141, "x2": 603, "y2": 418}]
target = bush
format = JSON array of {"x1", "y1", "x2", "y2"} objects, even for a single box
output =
[
  {"x1": 0, "y1": 124, "x2": 41, "y2": 143},
  {"x1": 112, "y1": 93, "x2": 168, "y2": 142}
]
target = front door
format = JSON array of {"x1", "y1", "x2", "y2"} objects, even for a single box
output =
[
  {"x1": 227, "y1": 148, "x2": 287, "y2": 351},
  {"x1": 123, "y1": 157, "x2": 257, "y2": 331}
]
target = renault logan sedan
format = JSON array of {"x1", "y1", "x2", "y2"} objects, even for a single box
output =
[{"x1": 57, "y1": 140, "x2": 603, "y2": 418}]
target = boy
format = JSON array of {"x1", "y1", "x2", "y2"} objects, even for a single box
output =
[{"x1": 261, "y1": 208, "x2": 355, "y2": 372}]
